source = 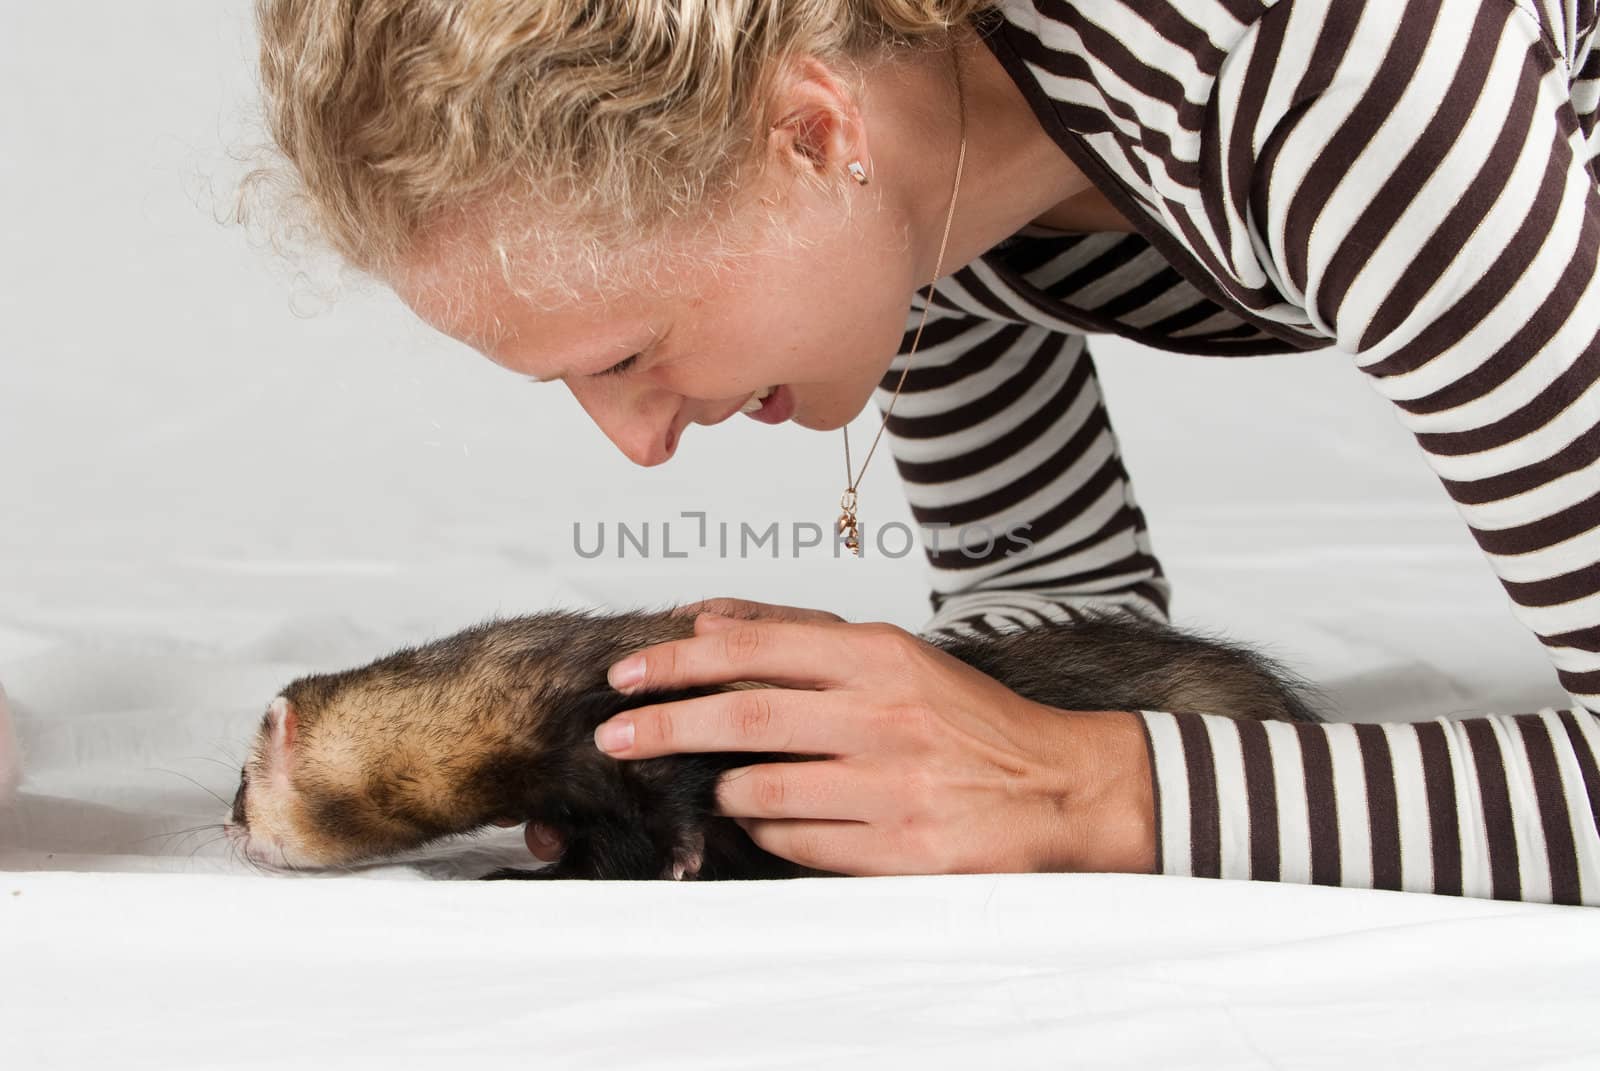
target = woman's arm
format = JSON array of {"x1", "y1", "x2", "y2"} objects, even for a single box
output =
[
  {"x1": 1141, "y1": 707, "x2": 1600, "y2": 902},
  {"x1": 878, "y1": 0, "x2": 1600, "y2": 904},
  {"x1": 1140, "y1": 0, "x2": 1600, "y2": 904},
  {"x1": 872, "y1": 299, "x2": 1171, "y2": 637}
]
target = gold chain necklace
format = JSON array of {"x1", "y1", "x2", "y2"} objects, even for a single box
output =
[{"x1": 838, "y1": 43, "x2": 968, "y2": 557}]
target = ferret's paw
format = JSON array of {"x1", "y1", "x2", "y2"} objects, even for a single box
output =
[{"x1": 667, "y1": 832, "x2": 706, "y2": 881}]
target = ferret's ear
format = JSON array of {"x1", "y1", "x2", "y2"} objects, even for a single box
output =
[{"x1": 268, "y1": 696, "x2": 298, "y2": 757}]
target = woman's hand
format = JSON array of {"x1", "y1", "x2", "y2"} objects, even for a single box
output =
[
  {"x1": 576, "y1": 610, "x2": 1156, "y2": 877},
  {"x1": 512, "y1": 599, "x2": 846, "y2": 860},
  {"x1": 669, "y1": 596, "x2": 847, "y2": 627}
]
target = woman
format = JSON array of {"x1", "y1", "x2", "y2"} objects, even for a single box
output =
[{"x1": 249, "y1": 0, "x2": 1600, "y2": 903}]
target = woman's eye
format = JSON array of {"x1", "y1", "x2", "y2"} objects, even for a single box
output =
[{"x1": 597, "y1": 353, "x2": 640, "y2": 378}]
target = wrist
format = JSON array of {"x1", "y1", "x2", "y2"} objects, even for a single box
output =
[{"x1": 1028, "y1": 707, "x2": 1157, "y2": 875}]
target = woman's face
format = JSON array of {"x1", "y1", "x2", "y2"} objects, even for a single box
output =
[
  {"x1": 382, "y1": 35, "x2": 1087, "y2": 468},
  {"x1": 394, "y1": 171, "x2": 921, "y2": 468}
]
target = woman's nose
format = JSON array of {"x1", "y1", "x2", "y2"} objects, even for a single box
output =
[{"x1": 568, "y1": 382, "x2": 679, "y2": 467}]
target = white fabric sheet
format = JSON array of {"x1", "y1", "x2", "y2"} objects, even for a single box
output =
[
  {"x1": 4, "y1": 2, "x2": 1599, "y2": 1066},
  {"x1": 6, "y1": 871, "x2": 1598, "y2": 1070}
]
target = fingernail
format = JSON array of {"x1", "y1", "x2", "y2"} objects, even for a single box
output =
[
  {"x1": 608, "y1": 656, "x2": 644, "y2": 690},
  {"x1": 595, "y1": 718, "x2": 634, "y2": 753}
]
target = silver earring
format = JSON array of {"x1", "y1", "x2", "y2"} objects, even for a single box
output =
[{"x1": 847, "y1": 160, "x2": 868, "y2": 185}]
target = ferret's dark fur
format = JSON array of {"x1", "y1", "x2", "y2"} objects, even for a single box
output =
[{"x1": 227, "y1": 607, "x2": 1322, "y2": 880}]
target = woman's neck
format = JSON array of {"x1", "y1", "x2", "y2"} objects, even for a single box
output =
[{"x1": 864, "y1": 26, "x2": 1137, "y2": 282}]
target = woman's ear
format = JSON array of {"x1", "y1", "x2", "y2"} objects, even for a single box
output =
[{"x1": 765, "y1": 56, "x2": 868, "y2": 179}]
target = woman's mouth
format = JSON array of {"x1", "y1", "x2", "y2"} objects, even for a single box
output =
[{"x1": 740, "y1": 384, "x2": 795, "y2": 425}]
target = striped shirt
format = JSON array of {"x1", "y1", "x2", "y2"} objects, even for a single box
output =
[{"x1": 885, "y1": 0, "x2": 1600, "y2": 905}]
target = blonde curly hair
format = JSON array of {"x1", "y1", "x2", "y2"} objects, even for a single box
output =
[{"x1": 242, "y1": 0, "x2": 994, "y2": 303}]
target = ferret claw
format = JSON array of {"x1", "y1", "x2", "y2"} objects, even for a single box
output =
[{"x1": 668, "y1": 834, "x2": 706, "y2": 881}]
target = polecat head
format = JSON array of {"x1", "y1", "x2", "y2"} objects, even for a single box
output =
[
  {"x1": 224, "y1": 678, "x2": 494, "y2": 870},
  {"x1": 224, "y1": 609, "x2": 698, "y2": 870},
  {"x1": 227, "y1": 693, "x2": 331, "y2": 869}
]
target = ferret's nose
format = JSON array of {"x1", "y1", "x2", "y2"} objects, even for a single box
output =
[{"x1": 225, "y1": 822, "x2": 276, "y2": 868}]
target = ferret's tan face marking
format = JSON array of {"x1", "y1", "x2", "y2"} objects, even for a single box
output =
[
  {"x1": 227, "y1": 680, "x2": 518, "y2": 869},
  {"x1": 226, "y1": 611, "x2": 703, "y2": 871}
]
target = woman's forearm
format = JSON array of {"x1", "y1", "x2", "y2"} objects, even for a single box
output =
[{"x1": 1139, "y1": 707, "x2": 1600, "y2": 906}]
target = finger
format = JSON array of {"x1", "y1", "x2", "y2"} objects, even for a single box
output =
[
  {"x1": 607, "y1": 618, "x2": 888, "y2": 694},
  {"x1": 594, "y1": 688, "x2": 871, "y2": 759},
  {"x1": 671, "y1": 597, "x2": 765, "y2": 621},
  {"x1": 735, "y1": 818, "x2": 902, "y2": 877},
  {"x1": 671, "y1": 598, "x2": 845, "y2": 625},
  {"x1": 714, "y1": 760, "x2": 877, "y2": 823}
]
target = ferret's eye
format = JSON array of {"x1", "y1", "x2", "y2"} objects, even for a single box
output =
[{"x1": 230, "y1": 775, "x2": 249, "y2": 825}]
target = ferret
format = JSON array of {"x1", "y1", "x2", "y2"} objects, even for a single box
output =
[{"x1": 225, "y1": 607, "x2": 1322, "y2": 881}]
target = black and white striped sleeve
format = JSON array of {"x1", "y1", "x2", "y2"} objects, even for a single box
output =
[
  {"x1": 1141, "y1": 0, "x2": 1600, "y2": 905},
  {"x1": 874, "y1": 298, "x2": 1172, "y2": 640}
]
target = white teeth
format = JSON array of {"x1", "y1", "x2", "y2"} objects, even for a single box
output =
[{"x1": 739, "y1": 386, "x2": 778, "y2": 414}]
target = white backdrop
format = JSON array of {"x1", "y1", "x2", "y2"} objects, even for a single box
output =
[
  {"x1": 0, "y1": 3, "x2": 1570, "y2": 718},
  {"x1": 4, "y1": 4, "x2": 1596, "y2": 1069}
]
